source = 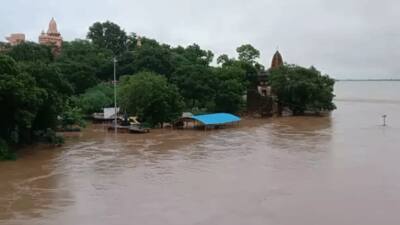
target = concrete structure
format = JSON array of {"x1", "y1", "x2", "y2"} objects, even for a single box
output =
[
  {"x1": 39, "y1": 18, "x2": 63, "y2": 54},
  {"x1": 104, "y1": 107, "x2": 120, "y2": 119},
  {"x1": 6, "y1": 33, "x2": 25, "y2": 46},
  {"x1": 247, "y1": 51, "x2": 284, "y2": 116}
]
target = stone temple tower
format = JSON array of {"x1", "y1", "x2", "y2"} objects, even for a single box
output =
[
  {"x1": 39, "y1": 18, "x2": 63, "y2": 55},
  {"x1": 270, "y1": 50, "x2": 283, "y2": 69}
]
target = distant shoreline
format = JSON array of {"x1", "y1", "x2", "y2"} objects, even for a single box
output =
[{"x1": 336, "y1": 79, "x2": 400, "y2": 82}]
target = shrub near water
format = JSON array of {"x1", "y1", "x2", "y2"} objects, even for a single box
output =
[
  {"x1": 269, "y1": 65, "x2": 336, "y2": 115},
  {"x1": 0, "y1": 138, "x2": 16, "y2": 161},
  {"x1": 119, "y1": 72, "x2": 184, "y2": 127},
  {"x1": 75, "y1": 82, "x2": 114, "y2": 114},
  {"x1": 33, "y1": 129, "x2": 64, "y2": 146}
]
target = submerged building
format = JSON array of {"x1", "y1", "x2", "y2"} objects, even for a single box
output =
[
  {"x1": 39, "y1": 18, "x2": 63, "y2": 55},
  {"x1": 247, "y1": 51, "x2": 284, "y2": 116}
]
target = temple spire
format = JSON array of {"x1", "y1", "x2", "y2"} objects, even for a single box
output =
[
  {"x1": 47, "y1": 17, "x2": 59, "y2": 34},
  {"x1": 39, "y1": 18, "x2": 63, "y2": 55},
  {"x1": 270, "y1": 50, "x2": 283, "y2": 69}
]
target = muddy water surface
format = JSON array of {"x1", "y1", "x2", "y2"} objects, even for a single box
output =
[{"x1": 1, "y1": 81, "x2": 400, "y2": 225}]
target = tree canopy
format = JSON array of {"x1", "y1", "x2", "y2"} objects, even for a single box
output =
[
  {"x1": 0, "y1": 20, "x2": 336, "y2": 159},
  {"x1": 268, "y1": 64, "x2": 336, "y2": 115},
  {"x1": 74, "y1": 82, "x2": 114, "y2": 114},
  {"x1": 236, "y1": 44, "x2": 260, "y2": 64},
  {"x1": 87, "y1": 21, "x2": 128, "y2": 55},
  {"x1": 6, "y1": 42, "x2": 53, "y2": 63},
  {"x1": 0, "y1": 55, "x2": 46, "y2": 143},
  {"x1": 119, "y1": 72, "x2": 184, "y2": 127}
]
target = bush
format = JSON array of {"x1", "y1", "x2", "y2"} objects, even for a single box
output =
[
  {"x1": 119, "y1": 72, "x2": 184, "y2": 127},
  {"x1": 0, "y1": 138, "x2": 16, "y2": 161},
  {"x1": 269, "y1": 65, "x2": 336, "y2": 115},
  {"x1": 33, "y1": 129, "x2": 64, "y2": 146},
  {"x1": 76, "y1": 82, "x2": 114, "y2": 114},
  {"x1": 59, "y1": 101, "x2": 86, "y2": 130}
]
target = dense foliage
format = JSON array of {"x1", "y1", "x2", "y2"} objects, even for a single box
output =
[
  {"x1": 0, "y1": 55, "x2": 46, "y2": 144},
  {"x1": 0, "y1": 20, "x2": 335, "y2": 159},
  {"x1": 0, "y1": 138, "x2": 16, "y2": 160},
  {"x1": 87, "y1": 21, "x2": 129, "y2": 55},
  {"x1": 119, "y1": 72, "x2": 184, "y2": 127},
  {"x1": 74, "y1": 82, "x2": 114, "y2": 114},
  {"x1": 55, "y1": 40, "x2": 113, "y2": 93},
  {"x1": 269, "y1": 65, "x2": 336, "y2": 115}
]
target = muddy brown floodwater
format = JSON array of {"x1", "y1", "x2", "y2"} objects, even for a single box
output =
[{"x1": 1, "y1": 81, "x2": 400, "y2": 225}]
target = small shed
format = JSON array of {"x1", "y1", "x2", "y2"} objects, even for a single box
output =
[
  {"x1": 103, "y1": 107, "x2": 120, "y2": 119},
  {"x1": 92, "y1": 107, "x2": 120, "y2": 122},
  {"x1": 174, "y1": 113, "x2": 241, "y2": 129}
]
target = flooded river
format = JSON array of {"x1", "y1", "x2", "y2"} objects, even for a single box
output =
[{"x1": 1, "y1": 81, "x2": 400, "y2": 225}]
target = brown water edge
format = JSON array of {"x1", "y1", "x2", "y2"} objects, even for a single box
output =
[
  {"x1": 0, "y1": 119, "x2": 254, "y2": 213},
  {"x1": 1, "y1": 106, "x2": 399, "y2": 225},
  {"x1": 0, "y1": 116, "x2": 331, "y2": 224}
]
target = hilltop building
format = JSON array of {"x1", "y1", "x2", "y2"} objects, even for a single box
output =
[
  {"x1": 6, "y1": 33, "x2": 25, "y2": 46},
  {"x1": 247, "y1": 51, "x2": 284, "y2": 116},
  {"x1": 4, "y1": 18, "x2": 63, "y2": 55},
  {"x1": 39, "y1": 18, "x2": 63, "y2": 54}
]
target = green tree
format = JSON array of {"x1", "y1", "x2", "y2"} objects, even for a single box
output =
[
  {"x1": 7, "y1": 42, "x2": 53, "y2": 63},
  {"x1": 236, "y1": 44, "x2": 260, "y2": 64},
  {"x1": 18, "y1": 62, "x2": 73, "y2": 130},
  {"x1": 119, "y1": 72, "x2": 184, "y2": 127},
  {"x1": 58, "y1": 100, "x2": 86, "y2": 130},
  {"x1": 55, "y1": 61, "x2": 99, "y2": 94},
  {"x1": 0, "y1": 53, "x2": 18, "y2": 74},
  {"x1": 0, "y1": 42, "x2": 10, "y2": 52},
  {"x1": 171, "y1": 64, "x2": 217, "y2": 110},
  {"x1": 75, "y1": 82, "x2": 114, "y2": 114},
  {"x1": 130, "y1": 42, "x2": 174, "y2": 78},
  {"x1": 87, "y1": 21, "x2": 128, "y2": 55},
  {"x1": 217, "y1": 45, "x2": 263, "y2": 86},
  {"x1": 55, "y1": 40, "x2": 116, "y2": 94},
  {"x1": 0, "y1": 138, "x2": 16, "y2": 160},
  {"x1": 58, "y1": 40, "x2": 114, "y2": 81},
  {"x1": 213, "y1": 66, "x2": 247, "y2": 113},
  {"x1": 216, "y1": 54, "x2": 234, "y2": 66},
  {"x1": 269, "y1": 64, "x2": 336, "y2": 115},
  {"x1": 172, "y1": 44, "x2": 214, "y2": 66},
  {"x1": 0, "y1": 55, "x2": 46, "y2": 144},
  {"x1": 111, "y1": 36, "x2": 177, "y2": 78}
]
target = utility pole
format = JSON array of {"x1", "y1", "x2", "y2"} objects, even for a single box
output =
[
  {"x1": 113, "y1": 57, "x2": 118, "y2": 134},
  {"x1": 382, "y1": 114, "x2": 387, "y2": 126}
]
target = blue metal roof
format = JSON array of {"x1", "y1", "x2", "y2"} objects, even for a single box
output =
[{"x1": 191, "y1": 113, "x2": 241, "y2": 125}]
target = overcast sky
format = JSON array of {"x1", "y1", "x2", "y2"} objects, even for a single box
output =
[{"x1": 1, "y1": 0, "x2": 400, "y2": 79}]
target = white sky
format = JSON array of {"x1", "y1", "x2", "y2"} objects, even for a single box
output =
[{"x1": 1, "y1": 0, "x2": 400, "y2": 79}]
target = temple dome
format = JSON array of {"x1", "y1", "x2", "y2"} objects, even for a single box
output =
[
  {"x1": 47, "y1": 18, "x2": 59, "y2": 34},
  {"x1": 270, "y1": 51, "x2": 283, "y2": 69}
]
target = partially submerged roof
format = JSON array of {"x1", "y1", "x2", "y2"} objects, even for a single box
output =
[{"x1": 191, "y1": 113, "x2": 241, "y2": 125}]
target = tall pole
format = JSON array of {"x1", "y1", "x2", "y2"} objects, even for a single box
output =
[
  {"x1": 113, "y1": 57, "x2": 118, "y2": 134},
  {"x1": 383, "y1": 114, "x2": 387, "y2": 126}
]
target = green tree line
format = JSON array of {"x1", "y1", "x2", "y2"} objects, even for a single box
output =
[{"x1": 0, "y1": 20, "x2": 335, "y2": 159}]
